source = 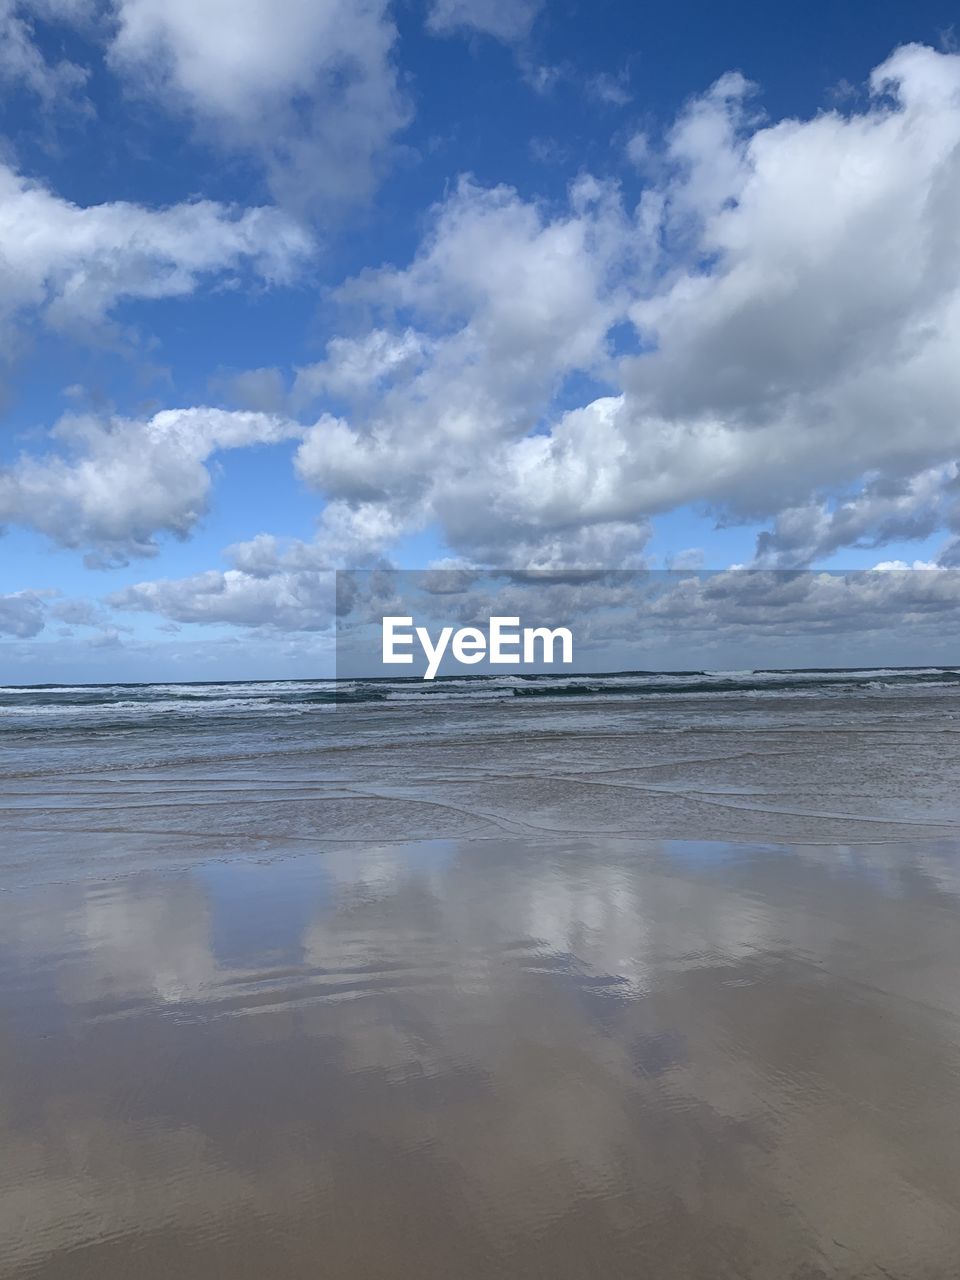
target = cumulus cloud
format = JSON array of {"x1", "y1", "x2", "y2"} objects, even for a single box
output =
[
  {"x1": 0, "y1": 591, "x2": 47, "y2": 638},
  {"x1": 462, "y1": 46, "x2": 957, "y2": 562},
  {"x1": 109, "y1": 567, "x2": 335, "y2": 630},
  {"x1": 91, "y1": 46, "x2": 960, "y2": 632},
  {"x1": 421, "y1": 567, "x2": 960, "y2": 651},
  {"x1": 106, "y1": 0, "x2": 410, "y2": 208},
  {"x1": 0, "y1": 408, "x2": 303, "y2": 565},
  {"x1": 665, "y1": 548, "x2": 705, "y2": 571},
  {"x1": 292, "y1": 174, "x2": 634, "y2": 561},
  {"x1": 292, "y1": 329, "x2": 432, "y2": 408},
  {"x1": 310, "y1": 566, "x2": 960, "y2": 665},
  {"x1": 425, "y1": 0, "x2": 543, "y2": 43},
  {"x1": 109, "y1": 499, "x2": 402, "y2": 629},
  {"x1": 1, "y1": 1, "x2": 408, "y2": 208},
  {"x1": 873, "y1": 559, "x2": 942, "y2": 571},
  {"x1": 0, "y1": 589, "x2": 128, "y2": 642},
  {"x1": 654, "y1": 52, "x2": 960, "y2": 495},
  {"x1": 253, "y1": 49, "x2": 956, "y2": 580},
  {"x1": 644, "y1": 568, "x2": 960, "y2": 636},
  {"x1": 660, "y1": 52, "x2": 957, "y2": 523},
  {"x1": 0, "y1": 157, "x2": 312, "y2": 351},
  {"x1": 752, "y1": 466, "x2": 958, "y2": 567}
]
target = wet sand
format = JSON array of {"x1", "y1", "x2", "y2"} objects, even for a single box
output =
[
  {"x1": 5, "y1": 684, "x2": 960, "y2": 1276},
  {"x1": 3, "y1": 830, "x2": 960, "y2": 1279}
]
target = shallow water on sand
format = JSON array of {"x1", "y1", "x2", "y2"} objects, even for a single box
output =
[{"x1": 3, "y1": 832, "x2": 960, "y2": 1279}]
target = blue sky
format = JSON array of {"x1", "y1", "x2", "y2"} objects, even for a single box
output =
[{"x1": 3, "y1": 0, "x2": 960, "y2": 680}]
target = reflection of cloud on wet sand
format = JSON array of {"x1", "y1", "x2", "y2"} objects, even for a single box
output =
[
  {"x1": 0, "y1": 874, "x2": 217, "y2": 1010},
  {"x1": 77, "y1": 878, "x2": 217, "y2": 1004},
  {"x1": 0, "y1": 1112, "x2": 261, "y2": 1276},
  {"x1": 2, "y1": 837, "x2": 960, "y2": 1277},
  {"x1": 284, "y1": 839, "x2": 960, "y2": 1273}
]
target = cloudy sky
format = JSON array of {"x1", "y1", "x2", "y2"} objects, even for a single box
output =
[{"x1": 3, "y1": 1, "x2": 960, "y2": 680}]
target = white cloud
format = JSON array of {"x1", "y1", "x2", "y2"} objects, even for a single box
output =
[
  {"x1": 665, "y1": 548, "x2": 705, "y2": 571},
  {"x1": 0, "y1": 408, "x2": 303, "y2": 565},
  {"x1": 77, "y1": 45, "x2": 960, "y2": 631},
  {"x1": 0, "y1": 591, "x2": 47, "y2": 638},
  {"x1": 1, "y1": 1, "x2": 409, "y2": 208},
  {"x1": 109, "y1": 499, "x2": 401, "y2": 629},
  {"x1": 292, "y1": 175, "x2": 632, "y2": 560},
  {"x1": 281, "y1": 50, "x2": 960, "y2": 572},
  {"x1": 111, "y1": 563, "x2": 960, "y2": 653},
  {"x1": 625, "y1": 130, "x2": 651, "y2": 168},
  {"x1": 107, "y1": 0, "x2": 410, "y2": 207},
  {"x1": 586, "y1": 70, "x2": 631, "y2": 107},
  {"x1": 232, "y1": 500, "x2": 404, "y2": 571},
  {"x1": 751, "y1": 465, "x2": 958, "y2": 567},
  {"x1": 293, "y1": 329, "x2": 432, "y2": 407},
  {"x1": 110, "y1": 566, "x2": 335, "y2": 630},
  {"x1": 426, "y1": 45, "x2": 960, "y2": 565},
  {"x1": 425, "y1": 0, "x2": 542, "y2": 43},
  {"x1": 0, "y1": 157, "x2": 312, "y2": 349},
  {"x1": 873, "y1": 560, "x2": 942, "y2": 571},
  {"x1": 0, "y1": 589, "x2": 127, "y2": 642},
  {"x1": 642, "y1": 568, "x2": 960, "y2": 643},
  {"x1": 612, "y1": 45, "x2": 960, "y2": 512},
  {"x1": 0, "y1": 0, "x2": 91, "y2": 105}
]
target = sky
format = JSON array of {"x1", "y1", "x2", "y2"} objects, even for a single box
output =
[{"x1": 3, "y1": 0, "x2": 960, "y2": 681}]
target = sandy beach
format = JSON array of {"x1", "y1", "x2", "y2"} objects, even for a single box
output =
[{"x1": 3, "y1": 675, "x2": 960, "y2": 1277}]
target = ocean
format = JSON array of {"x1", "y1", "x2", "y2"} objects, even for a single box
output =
[{"x1": 5, "y1": 665, "x2": 960, "y2": 834}]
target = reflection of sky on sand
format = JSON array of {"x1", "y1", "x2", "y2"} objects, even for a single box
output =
[
  {"x1": 194, "y1": 857, "x2": 332, "y2": 969},
  {"x1": 4, "y1": 835, "x2": 960, "y2": 1028},
  {"x1": 3, "y1": 836, "x2": 960, "y2": 1278}
]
